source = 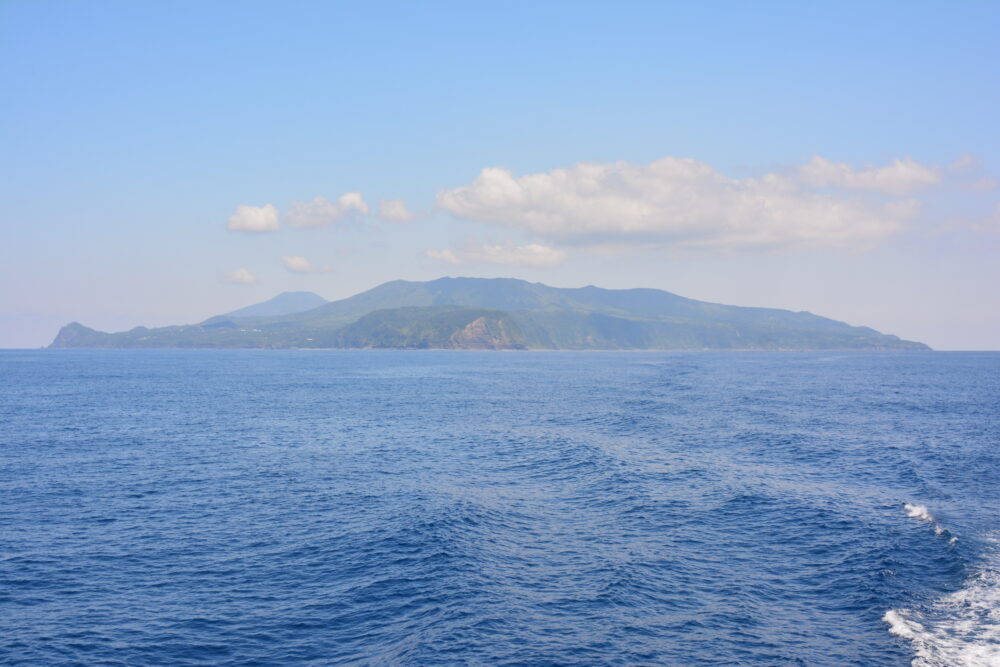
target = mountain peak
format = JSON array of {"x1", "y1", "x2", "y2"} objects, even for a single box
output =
[{"x1": 222, "y1": 291, "x2": 328, "y2": 320}]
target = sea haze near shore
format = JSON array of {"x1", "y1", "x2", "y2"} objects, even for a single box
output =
[{"x1": 2, "y1": 350, "x2": 998, "y2": 665}]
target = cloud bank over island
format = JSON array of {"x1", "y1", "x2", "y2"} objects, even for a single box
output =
[
  {"x1": 434, "y1": 156, "x2": 946, "y2": 252},
  {"x1": 219, "y1": 154, "x2": 996, "y2": 281}
]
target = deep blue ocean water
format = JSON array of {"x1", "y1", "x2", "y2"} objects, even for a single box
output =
[{"x1": 1, "y1": 350, "x2": 998, "y2": 666}]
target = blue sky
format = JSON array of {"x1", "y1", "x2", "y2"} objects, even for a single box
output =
[{"x1": 2, "y1": 1, "x2": 998, "y2": 349}]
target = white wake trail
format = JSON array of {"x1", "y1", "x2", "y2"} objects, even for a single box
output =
[{"x1": 885, "y1": 507, "x2": 998, "y2": 666}]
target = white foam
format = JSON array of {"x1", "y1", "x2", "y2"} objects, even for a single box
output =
[
  {"x1": 904, "y1": 503, "x2": 954, "y2": 543},
  {"x1": 885, "y1": 608, "x2": 924, "y2": 640},
  {"x1": 906, "y1": 503, "x2": 935, "y2": 522},
  {"x1": 885, "y1": 536, "x2": 1000, "y2": 666}
]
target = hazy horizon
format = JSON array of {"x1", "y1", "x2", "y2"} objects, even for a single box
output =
[
  {"x1": 14, "y1": 275, "x2": 996, "y2": 351},
  {"x1": 2, "y1": 2, "x2": 998, "y2": 350}
]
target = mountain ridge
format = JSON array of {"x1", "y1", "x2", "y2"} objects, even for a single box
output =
[{"x1": 49, "y1": 277, "x2": 930, "y2": 350}]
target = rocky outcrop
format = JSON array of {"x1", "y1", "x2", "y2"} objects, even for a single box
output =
[{"x1": 449, "y1": 317, "x2": 524, "y2": 350}]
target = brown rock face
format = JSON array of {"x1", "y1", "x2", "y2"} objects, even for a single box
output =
[{"x1": 449, "y1": 317, "x2": 522, "y2": 349}]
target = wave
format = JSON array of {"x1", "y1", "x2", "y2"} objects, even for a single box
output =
[{"x1": 885, "y1": 507, "x2": 998, "y2": 666}]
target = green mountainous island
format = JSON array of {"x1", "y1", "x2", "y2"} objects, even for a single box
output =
[{"x1": 50, "y1": 277, "x2": 929, "y2": 350}]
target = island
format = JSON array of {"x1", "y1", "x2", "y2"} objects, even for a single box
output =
[{"x1": 49, "y1": 277, "x2": 930, "y2": 351}]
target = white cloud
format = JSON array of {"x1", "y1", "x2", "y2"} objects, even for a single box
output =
[
  {"x1": 226, "y1": 204, "x2": 279, "y2": 232},
  {"x1": 281, "y1": 255, "x2": 312, "y2": 273},
  {"x1": 338, "y1": 191, "x2": 370, "y2": 215},
  {"x1": 797, "y1": 156, "x2": 941, "y2": 195},
  {"x1": 428, "y1": 243, "x2": 567, "y2": 267},
  {"x1": 285, "y1": 197, "x2": 340, "y2": 228},
  {"x1": 437, "y1": 157, "x2": 919, "y2": 250},
  {"x1": 426, "y1": 248, "x2": 459, "y2": 263},
  {"x1": 378, "y1": 198, "x2": 414, "y2": 222},
  {"x1": 221, "y1": 268, "x2": 257, "y2": 284},
  {"x1": 286, "y1": 192, "x2": 370, "y2": 228},
  {"x1": 280, "y1": 255, "x2": 331, "y2": 273}
]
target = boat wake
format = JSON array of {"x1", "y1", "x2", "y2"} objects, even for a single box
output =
[{"x1": 885, "y1": 507, "x2": 999, "y2": 666}]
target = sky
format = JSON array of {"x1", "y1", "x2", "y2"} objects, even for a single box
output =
[{"x1": 1, "y1": 1, "x2": 998, "y2": 349}]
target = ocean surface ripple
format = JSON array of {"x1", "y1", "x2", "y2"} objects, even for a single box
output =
[{"x1": 2, "y1": 350, "x2": 999, "y2": 665}]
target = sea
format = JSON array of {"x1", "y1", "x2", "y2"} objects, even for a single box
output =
[{"x1": 1, "y1": 350, "x2": 998, "y2": 666}]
